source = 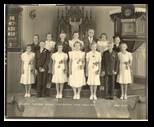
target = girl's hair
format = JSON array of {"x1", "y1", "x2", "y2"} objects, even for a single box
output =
[
  {"x1": 120, "y1": 43, "x2": 128, "y2": 49},
  {"x1": 88, "y1": 29, "x2": 95, "y2": 33},
  {"x1": 90, "y1": 42, "x2": 97, "y2": 49},
  {"x1": 60, "y1": 32, "x2": 66, "y2": 36},
  {"x1": 33, "y1": 34, "x2": 39, "y2": 38},
  {"x1": 99, "y1": 33, "x2": 108, "y2": 39},
  {"x1": 114, "y1": 35, "x2": 121, "y2": 40},
  {"x1": 72, "y1": 31, "x2": 79, "y2": 36},
  {"x1": 56, "y1": 43, "x2": 63, "y2": 50},
  {"x1": 46, "y1": 32, "x2": 53, "y2": 38},
  {"x1": 73, "y1": 41, "x2": 82, "y2": 48},
  {"x1": 22, "y1": 44, "x2": 32, "y2": 52},
  {"x1": 26, "y1": 44, "x2": 32, "y2": 48}
]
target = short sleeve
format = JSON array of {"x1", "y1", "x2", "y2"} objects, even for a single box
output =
[
  {"x1": 51, "y1": 53, "x2": 55, "y2": 60},
  {"x1": 86, "y1": 53, "x2": 89, "y2": 62},
  {"x1": 64, "y1": 53, "x2": 68, "y2": 61},
  {"x1": 82, "y1": 52, "x2": 85, "y2": 59},
  {"x1": 68, "y1": 51, "x2": 72, "y2": 59},
  {"x1": 98, "y1": 52, "x2": 102, "y2": 62},
  {"x1": 21, "y1": 53, "x2": 24, "y2": 61}
]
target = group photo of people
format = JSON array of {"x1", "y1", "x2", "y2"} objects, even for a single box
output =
[
  {"x1": 5, "y1": 4, "x2": 147, "y2": 120},
  {"x1": 20, "y1": 29, "x2": 133, "y2": 101}
]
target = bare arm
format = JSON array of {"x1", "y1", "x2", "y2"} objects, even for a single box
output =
[
  {"x1": 86, "y1": 61, "x2": 89, "y2": 77},
  {"x1": 21, "y1": 61, "x2": 24, "y2": 74},
  {"x1": 69, "y1": 59, "x2": 72, "y2": 75},
  {"x1": 52, "y1": 60, "x2": 55, "y2": 75}
]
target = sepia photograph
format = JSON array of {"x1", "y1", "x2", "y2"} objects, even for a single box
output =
[{"x1": 4, "y1": 4, "x2": 148, "y2": 121}]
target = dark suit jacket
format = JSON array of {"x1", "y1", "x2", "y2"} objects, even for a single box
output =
[
  {"x1": 54, "y1": 39, "x2": 71, "y2": 54},
  {"x1": 83, "y1": 37, "x2": 98, "y2": 53},
  {"x1": 102, "y1": 50, "x2": 119, "y2": 75},
  {"x1": 35, "y1": 48, "x2": 50, "y2": 71},
  {"x1": 113, "y1": 44, "x2": 121, "y2": 53},
  {"x1": 31, "y1": 43, "x2": 40, "y2": 53}
]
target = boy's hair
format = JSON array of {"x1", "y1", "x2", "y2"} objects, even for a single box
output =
[
  {"x1": 40, "y1": 40, "x2": 45, "y2": 43},
  {"x1": 88, "y1": 29, "x2": 95, "y2": 33},
  {"x1": 108, "y1": 41, "x2": 114, "y2": 46},
  {"x1": 33, "y1": 34, "x2": 39, "y2": 38},
  {"x1": 73, "y1": 41, "x2": 82, "y2": 48},
  {"x1": 120, "y1": 43, "x2": 128, "y2": 49},
  {"x1": 90, "y1": 42, "x2": 97, "y2": 49},
  {"x1": 46, "y1": 32, "x2": 53, "y2": 38},
  {"x1": 56, "y1": 43, "x2": 63, "y2": 50},
  {"x1": 99, "y1": 33, "x2": 108, "y2": 39}
]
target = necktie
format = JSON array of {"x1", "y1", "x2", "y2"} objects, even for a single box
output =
[{"x1": 90, "y1": 38, "x2": 92, "y2": 43}]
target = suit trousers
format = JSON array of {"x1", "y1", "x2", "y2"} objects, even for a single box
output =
[
  {"x1": 104, "y1": 75, "x2": 115, "y2": 96},
  {"x1": 37, "y1": 71, "x2": 48, "y2": 96}
]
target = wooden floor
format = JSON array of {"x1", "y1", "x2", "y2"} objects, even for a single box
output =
[{"x1": 6, "y1": 93, "x2": 147, "y2": 120}]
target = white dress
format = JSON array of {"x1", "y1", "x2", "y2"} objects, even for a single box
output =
[
  {"x1": 86, "y1": 51, "x2": 101, "y2": 86},
  {"x1": 52, "y1": 52, "x2": 68, "y2": 83},
  {"x1": 117, "y1": 51, "x2": 133, "y2": 84},
  {"x1": 69, "y1": 39, "x2": 84, "y2": 51},
  {"x1": 97, "y1": 41, "x2": 109, "y2": 56},
  {"x1": 45, "y1": 41, "x2": 56, "y2": 51},
  {"x1": 69, "y1": 51, "x2": 86, "y2": 88},
  {"x1": 20, "y1": 52, "x2": 35, "y2": 85}
]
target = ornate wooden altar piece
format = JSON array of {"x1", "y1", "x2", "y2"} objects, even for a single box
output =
[
  {"x1": 109, "y1": 5, "x2": 146, "y2": 52},
  {"x1": 56, "y1": 6, "x2": 93, "y2": 41}
]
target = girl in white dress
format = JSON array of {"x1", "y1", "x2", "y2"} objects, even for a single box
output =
[
  {"x1": 86, "y1": 43, "x2": 101, "y2": 100},
  {"x1": 20, "y1": 44, "x2": 35, "y2": 97},
  {"x1": 97, "y1": 33, "x2": 109, "y2": 56},
  {"x1": 69, "y1": 41, "x2": 86, "y2": 100},
  {"x1": 52, "y1": 43, "x2": 68, "y2": 99},
  {"x1": 45, "y1": 32, "x2": 56, "y2": 87},
  {"x1": 69, "y1": 31, "x2": 84, "y2": 51},
  {"x1": 97, "y1": 33, "x2": 109, "y2": 91},
  {"x1": 117, "y1": 43, "x2": 133, "y2": 100}
]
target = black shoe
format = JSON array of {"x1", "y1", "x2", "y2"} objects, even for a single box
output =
[
  {"x1": 37, "y1": 94, "x2": 42, "y2": 97},
  {"x1": 42, "y1": 94, "x2": 46, "y2": 97},
  {"x1": 109, "y1": 96, "x2": 114, "y2": 100},
  {"x1": 105, "y1": 96, "x2": 110, "y2": 100}
]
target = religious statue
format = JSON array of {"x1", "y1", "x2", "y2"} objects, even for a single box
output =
[{"x1": 69, "y1": 18, "x2": 82, "y2": 34}]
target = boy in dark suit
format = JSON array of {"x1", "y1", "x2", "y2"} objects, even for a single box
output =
[
  {"x1": 113, "y1": 36, "x2": 122, "y2": 53},
  {"x1": 35, "y1": 41, "x2": 50, "y2": 97},
  {"x1": 54, "y1": 32, "x2": 71, "y2": 54},
  {"x1": 30, "y1": 34, "x2": 40, "y2": 53},
  {"x1": 83, "y1": 29, "x2": 98, "y2": 53},
  {"x1": 102, "y1": 42, "x2": 119, "y2": 100}
]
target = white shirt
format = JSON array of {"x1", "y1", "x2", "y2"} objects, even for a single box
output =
[{"x1": 88, "y1": 37, "x2": 93, "y2": 43}]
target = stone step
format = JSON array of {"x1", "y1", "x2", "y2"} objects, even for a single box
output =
[{"x1": 46, "y1": 83, "x2": 146, "y2": 98}]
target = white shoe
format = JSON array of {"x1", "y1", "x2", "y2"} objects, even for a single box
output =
[
  {"x1": 27, "y1": 93, "x2": 31, "y2": 97},
  {"x1": 93, "y1": 95, "x2": 97, "y2": 100},
  {"x1": 59, "y1": 94, "x2": 62, "y2": 99},
  {"x1": 56, "y1": 94, "x2": 59, "y2": 99},
  {"x1": 124, "y1": 94, "x2": 127, "y2": 99},
  {"x1": 24, "y1": 93, "x2": 28, "y2": 97},
  {"x1": 120, "y1": 94, "x2": 124, "y2": 99},
  {"x1": 73, "y1": 94, "x2": 77, "y2": 100},
  {"x1": 90, "y1": 95, "x2": 93, "y2": 100},
  {"x1": 76, "y1": 94, "x2": 80, "y2": 100}
]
